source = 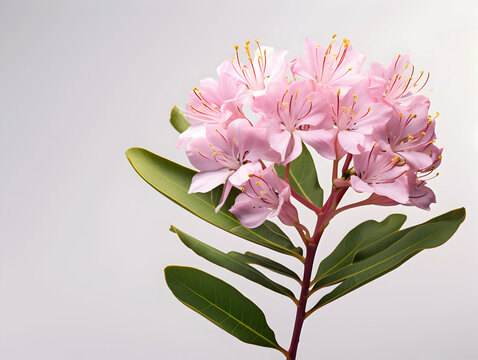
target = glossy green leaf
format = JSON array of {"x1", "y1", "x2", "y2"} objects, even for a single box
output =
[
  {"x1": 164, "y1": 266, "x2": 283, "y2": 351},
  {"x1": 308, "y1": 208, "x2": 465, "y2": 314},
  {"x1": 275, "y1": 143, "x2": 323, "y2": 207},
  {"x1": 228, "y1": 251, "x2": 301, "y2": 283},
  {"x1": 353, "y1": 208, "x2": 464, "y2": 262},
  {"x1": 170, "y1": 105, "x2": 190, "y2": 133},
  {"x1": 126, "y1": 148, "x2": 303, "y2": 259},
  {"x1": 170, "y1": 226, "x2": 296, "y2": 301},
  {"x1": 312, "y1": 214, "x2": 407, "y2": 285}
]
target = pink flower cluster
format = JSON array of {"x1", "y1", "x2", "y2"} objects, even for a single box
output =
[{"x1": 179, "y1": 37, "x2": 441, "y2": 228}]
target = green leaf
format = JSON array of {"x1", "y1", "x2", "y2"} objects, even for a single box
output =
[
  {"x1": 312, "y1": 214, "x2": 407, "y2": 286},
  {"x1": 170, "y1": 105, "x2": 190, "y2": 133},
  {"x1": 164, "y1": 266, "x2": 283, "y2": 351},
  {"x1": 275, "y1": 143, "x2": 323, "y2": 207},
  {"x1": 354, "y1": 208, "x2": 465, "y2": 262},
  {"x1": 126, "y1": 148, "x2": 303, "y2": 259},
  {"x1": 228, "y1": 251, "x2": 301, "y2": 283},
  {"x1": 308, "y1": 208, "x2": 465, "y2": 314},
  {"x1": 170, "y1": 226, "x2": 297, "y2": 301}
]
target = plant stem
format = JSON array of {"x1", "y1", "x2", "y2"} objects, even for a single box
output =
[
  {"x1": 334, "y1": 197, "x2": 372, "y2": 216},
  {"x1": 286, "y1": 186, "x2": 348, "y2": 359},
  {"x1": 285, "y1": 163, "x2": 321, "y2": 213},
  {"x1": 341, "y1": 153, "x2": 352, "y2": 176},
  {"x1": 285, "y1": 163, "x2": 291, "y2": 183},
  {"x1": 286, "y1": 242, "x2": 319, "y2": 360},
  {"x1": 332, "y1": 159, "x2": 338, "y2": 181},
  {"x1": 290, "y1": 187, "x2": 321, "y2": 213}
]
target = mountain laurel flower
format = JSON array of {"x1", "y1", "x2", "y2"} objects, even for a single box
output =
[
  {"x1": 252, "y1": 80, "x2": 330, "y2": 164},
  {"x1": 186, "y1": 118, "x2": 271, "y2": 211},
  {"x1": 177, "y1": 74, "x2": 249, "y2": 147},
  {"x1": 368, "y1": 54, "x2": 430, "y2": 111},
  {"x1": 229, "y1": 166, "x2": 299, "y2": 228},
  {"x1": 291, "y1": 36, "x2": 365, "y2": 91},
  {"x1": 408, "y1": 143, "x2": 442, "y2": 208},
  {"x1": 178, "y1": 37, "x2": 442, "y2": 212},
  {"x1": 373, "y1": 96, "x2": 437, "y2": 170},
  {"x1": 407, "y1": 175, "x2": 437, "y2": 210},
  {"x1": 314, "y1": 85, "x2": 393, "y2": 160},
  {"x1": 218, "y1": 40, "x2": 288, "y2": 93},
  {"x1": 350, "y1": 145, "x2": 410, "y2": 203}
]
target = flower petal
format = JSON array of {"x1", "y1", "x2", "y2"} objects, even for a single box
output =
[
  {"x1": 229, "y1": 194, "x2": 272, "y2": 228},
  {"x1": 188, "y1": 169, "x2": 234, "y2": 194}
]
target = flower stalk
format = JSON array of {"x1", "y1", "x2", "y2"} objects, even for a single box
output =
[{"x1": 285, "y1": 164, "x2": 348, "y2": 359}]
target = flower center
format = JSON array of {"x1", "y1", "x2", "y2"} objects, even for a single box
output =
[
  {"x1": 315, "y1": 35, "x2": 354, "y2": 84},
  {"x1": 231, "y1": 40, "x2": 268, "y2": 91},
  {"x1": 186, "y1": 87, "x2": 222, "y2": 124},
  {"x1": 276, "y1": 89, "x2": 313, "y2": 132},
  {"x1": 383, "y1": 55, "x2": 430, "y2": 101}
]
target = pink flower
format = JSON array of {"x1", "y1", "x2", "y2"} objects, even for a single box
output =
[
  {"x1": 177, "y1": 74, "x2": 249, "y2": 147},
  {"x1": 373, "y1": 96, "x2": 437, "y2": 169},
  {"x1": 252, "y1": 80, "x2": 330, "y2": 164},
  {"x1": 368, "y1": 54, "x2": 430, "y2": 110},
  {"x1": 366, "y1": 174, "x2": 437, "y2": 210},
  {"x1": 291, "y1": 36, "x2": 365, "y2": 91},
  {"x1": 357, "y1": 145, "x2": 441, "y2": 210},
  {"x1": 408, "y1": 177, "x2": 436, "y2": 210},
  {"x1": 312, "y1": 84, "x2": 393, "y2": 160},
  {"x1": 229, "y1": 166, "x2": 299, "y2": 228},
  {"x1": 408, "y1": 144, "x2": 442, "y2": 209},
  {"x1": 350, "y1": 145, "x2": 410, "y2": 203},
  {"x1": 186, "y1": 118, "x2": 271, "y2": 211},
  {"x1": 218, "y1": 40, "x2": 288, "y2": 93}
]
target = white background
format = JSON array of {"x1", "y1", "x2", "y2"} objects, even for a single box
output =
[{"x1": 1, "y1": 1, "x2": 477, "y2": 359}]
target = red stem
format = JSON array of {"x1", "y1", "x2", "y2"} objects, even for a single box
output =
[
  {"x1": 285, "y1": 163, "x2": 321, "y2": 213},
  {"x1": 341, "y1": 153, "x2": 353, "y2": 176},
  {"x1": 285, "y1": 163, "x2": 291, "y2": 183},
  {"x1": 332, "y1": 159, "x2": 338, "y2": 181},
  {"x1": 286, "y1": 186, "x2": 348, "y2": 359},
  {"x1": 286, "y1": 243, "x2": 319, "y2": 360},
  {"x1": 290, "y1": 187, "x2": 321, "y2": 213},
  {"x1": 334, "y1": 197, "x2": 372, "y2": 216}
]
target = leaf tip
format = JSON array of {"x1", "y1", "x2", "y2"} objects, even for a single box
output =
[{"x1": 125, "y1": 147, "x2": 145, "y2": 161}]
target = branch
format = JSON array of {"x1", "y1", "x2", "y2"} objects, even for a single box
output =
[{"x1": 290, "y1": 187, "x2": 322, "y2": 213}]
